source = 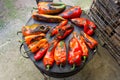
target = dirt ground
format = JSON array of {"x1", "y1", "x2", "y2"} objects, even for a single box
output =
[{"x1": 0, "y1": 0, "x2": 120, "y2": 80}]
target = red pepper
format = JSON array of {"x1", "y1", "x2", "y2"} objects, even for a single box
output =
[
  {"x1": 34, "y1": 43, "x2": 49, "y2": 61},
  {"x1": 59, "y1": 6, "x2": 82, "y2": 19},
  {"x1": 71, "y1": 18, "x2": 87, "y2": 27},
  {"x1": 38, "y1": 2, "x2": 66, "y2": 14},
  {"x1": 28, "y1": 38, "x2": 48, "y2": 53},
  {"x1": 22, "y1": 24, "x2": 50, "y2": 36},
  {"x1": 81, "y1": 31, "x2": 98, "y2": 49},
  {"x1": 54, "y1": 41, "x2": 67, "y2": 66},
  {"x1": 50, "y1": 20, "x2": 68, "y2": 36},
  {"x1": 43, "y1": 39, "x2": 59, "y2": 70},
  {"x1": 71, "y1": 18, "x2": 96, "y2": 35},
  {"x1": 73, "y1": 32, "x2": 88, "y2": 62},
  {"x1": 68, "y1": 36, "x2": 83, "y2": 70},
  {"x1": 56, "y1": 24, "x2": 74, "y2": 40},
  {"x1": 86, "y1": 20, "x2": 96, "y2": 36}
]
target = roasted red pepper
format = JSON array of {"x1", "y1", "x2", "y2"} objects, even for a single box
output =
[
  {"x1": 71, "y1": 18, "x2": 87, "y2": 27},
  {"x1": 50, "y1": 20, "x2": 68, "y2": 36},
  {"x1": 34, "y1": 43, "x2": 49, "y2": 61},
  {"x1": 24, "y1": 33, "x2": 45, "y2": 45},
  {"x1": 38, "y1": 2, "x2": 66, "y2": 14},
  {"x1": 56, "y1": 24, "x2": 74, "y2": 40},
  {"x1": 22, "y1": 24, "x2": 50, "y2": 36},
  {"x1": 28, "y1": 38, "x2": 48, "y2": 53},
  {"x1": 59, "y1": 6, "x2": 82, "y2": 19},
  {"x1": 73, "y1": 32, "x2": 88, "y2": 62},
  {"x1": 81, "y1": 31, "x2": 98, "y2": 49},
  {"x1": 54, "y1": 41, "x2": 67, "y2": 66},
  {"x1": 85, "y1": 20, "x2": 96, "y2": 36},
  {"x1": 43, "y1": 39, "x2": 59, "y2": 70},
  {"x1": 68, "y1": 36, "x2": 83, "y2": 70},
  {"x1": 71, "y1": 18, "x2": 96, "y2": 35}
]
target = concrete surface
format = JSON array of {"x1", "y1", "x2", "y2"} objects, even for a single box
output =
[{"x1": 0, "y1": 0, "x2": 120, "y2": 80}]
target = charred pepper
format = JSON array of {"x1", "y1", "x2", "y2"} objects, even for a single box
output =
[
  {"x1": 50, "y1": 20, "x2": 68, "y2": 36},
  {"x1": 24, "y1": 33, "x2": 45, "y2": 45},
  {"x1": 43, "y1": 39, "x2": 59, "y2": 70},
  {"x1": 59, "y1": 6, "x2": 82, "y2": 19},
  {"x1": 73, "y1": 32, "x2": 88, "y2": 62},
  {"x1": 38, "y1": 2, "x2": 66, "y2": 14},
  {"x1": 28, "y1": 38, "x2": 48, "y2": 53},
  {"x1": 56, "y1": 24, "x2": 74, "y2": 40},
  {"x1": 22, "y1": 24, "x2": 50, "y2": 36},
  {"x1": 81, "y1": 31, "x2": 98, "y2": 49},
  {"x1": 68, "y1": 36, "x2": 83, "y2": 70},
  {"x1": 54, "y1": 41, "x2": 67, "y2": 66},
  {"x1": 32, "y1": 12, "x2": 66, "y2": 23},
  {"x1": 34, "y1": 43, "x2": 49, "y2": 61},
  {"x1": 71, "y1": 18, "x2": 96, "y2": 35}
]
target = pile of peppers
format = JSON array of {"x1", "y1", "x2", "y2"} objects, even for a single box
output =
[{"x1": 21, "y1": 1, "x2": 98, "y2": 71}]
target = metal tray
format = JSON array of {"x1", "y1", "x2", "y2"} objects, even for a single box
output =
[{"x1": 23, "y1": 7, "x2": 97, "y2": 78}]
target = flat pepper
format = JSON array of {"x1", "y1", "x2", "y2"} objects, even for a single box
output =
[
  {"x1": 81, "y1": 31, "x2": 98, "y2": 49},
  {"x1": 50, "y1": 20, "x2": 68, "y2": 37},
  {"x1": 73, "y1": 32, "x2": 88, "y2": 62},
  {"x1": 34, "y1": 43, "x2": 49, "y2": 61},
  {"x1": 28, "y1": 38, "x2": 48, "y2": 53},
  {"x1": 22, "y1": 24, "x2": 50, "y2": 36},
  {"x1": 71, "y1": 18, "x2": 96, "y2": 35},
  {"x1": 68, "y1": 36, "x2": 83, "y2": 70},
  {"x1": 56, "y1": 24, "x2": 74, "y2": 40},
  {"x1": 43, "y1": 39, "x2": 59, "y2": 70},
  {"x1": 24, "y1": 33, "x2": 45, "y2": 45},
  {"x1": 38, "y1": 2, "x2": 66, "y2": 14},
  {"x1": 54, "y1": 41, "x2": 67, "y2": 66},
  {"x1": 59, "y1": 6, "x2": 82, "y2": 19}
]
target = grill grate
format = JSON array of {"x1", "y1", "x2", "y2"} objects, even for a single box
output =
[{"x1": 88, "y1": 0, "x2": 120, "y2": 65}]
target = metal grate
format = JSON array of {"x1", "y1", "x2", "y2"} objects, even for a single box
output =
[{"x1": 88, "y1": 0, "x2": 120, "y2": 65}]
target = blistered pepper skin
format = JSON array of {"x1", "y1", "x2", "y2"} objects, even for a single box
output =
[
  {"x1": 38, "y1": 2, "x2": 66, "y2": 14},
  {"x1": 68, "y1": 36, "x2": 83, "y2": 69},
  {"x1": 59, "y1": 6, "x2": 82, "y2": 19},
  {"x1": 81, "y1": 31, "x2": 98, "y2": 49},
  {"x1": 54, "y1": 41, "x2": 67, "y2": 66},
  {"x1": 43, "y1": 39, "x2": 59, "y2": 70}
]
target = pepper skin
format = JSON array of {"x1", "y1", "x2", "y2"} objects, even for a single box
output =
[
  {"x1": 22, "y1": 24, "x2": 50, "y2": 36},
  {"x1": 85, "y1": 20, "x2": 96, "y2": 36},
  {"x1": 32, "y1": 12, "x2": 66, "y2": 23},
  {"x1": 56, "y1": 24, "x2": 74, "y2": 40},
  {"x1": 81, "y1": 31, "x2": 98, "y2": 49},
  {"x1": 73, "y1": 32, "x2": 88, "y2": 61},
  {"x1": 68, "y1": 36, "x2": 83, "y2": 70},
  {"x1": 24, "y1": 33, "x2": 45, "y2": 45},
  {"x1": 59, "y1": 6, "x2": 82, "y2": 19},
  {"x1": 50, "y1": 20, "x2": 68, "y2": 37},
  {"x1": 38, "y1": 2, "x2": 66, "y2": 14},
  {"x1": 43, "y1": 39, "x2": 59, "y2": 70},
  {"x1": 71, "y1": 18, "x2": 96, "y2": 35},
  {"x1": 28, "y1": 38, "x2": 48, "y2": 53},
  {"x1": 34, "y1": 43, "x2": 49, "y2": 61},
  {"x1": 54, "y1": 41, "x2": 67, "y2": 66},
  {"x1": 71, "y1": 18, "x2": 87, "y2": 27}
]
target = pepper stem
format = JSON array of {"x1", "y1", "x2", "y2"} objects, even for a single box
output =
[
  {"x1": 33, "y1": 7, "x2": 38, "y2": 10},
  {"x1": 46, "y1": 65, "x2": 50, "y2": 71},
  {"x1": 60, "y1": 63, "x2": 62, "y2": 68},
  {"x1": 18, "y1": 40, "x2": 25, "y2": 43},
  {"x1": 71, "y1": 64, "x2": 75, "y2": 70},
  {"x1": 83, "y1": 56, "x2": 87, "y2": 62}
]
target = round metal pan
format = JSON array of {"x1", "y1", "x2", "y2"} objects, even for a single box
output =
[{"x1": 23, "y1": 6, "x2": 97, "y2": 78}]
